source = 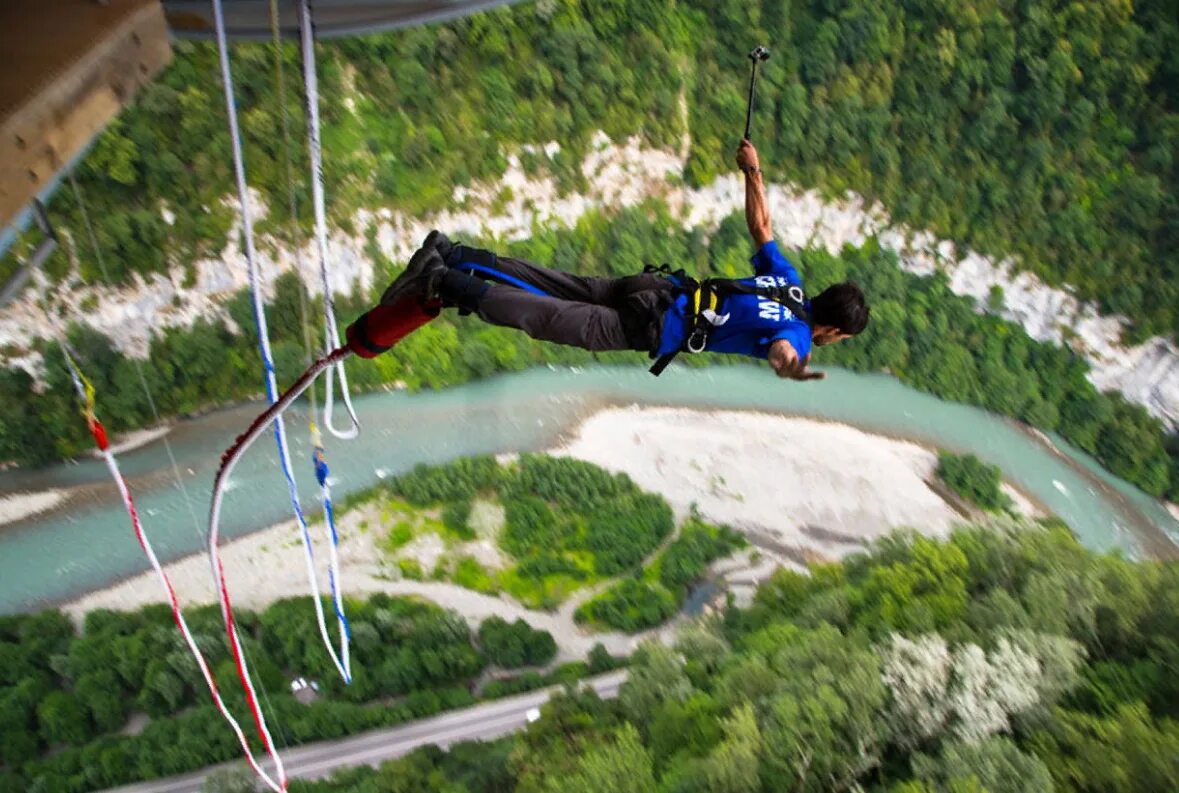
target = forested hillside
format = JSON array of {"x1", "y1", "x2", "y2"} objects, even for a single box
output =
[
  {"x1": 3, "y1": 0, "x2": 1178, "y2": 495},
  {"x1": 7, "y1": 514, "x2": 1179, "y2": 791},
  {"x1": 6, "y1": 0, "x2": 1176, "y2": 339},
  {"x1": 275, "y1": 519, "x2": 1179, "y2": 792}
]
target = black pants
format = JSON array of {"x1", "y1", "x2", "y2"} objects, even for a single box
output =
[{"x1": 463, "y1": 250, "x2": 674, "y2": 353}]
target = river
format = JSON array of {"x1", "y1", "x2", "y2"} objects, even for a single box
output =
[{"x1": 1, "y1": 365, "x2": 1177, "y2": 613}]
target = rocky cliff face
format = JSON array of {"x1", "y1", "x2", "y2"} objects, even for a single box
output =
[{"x1": 4, "y1": 131, "x2": 1177, "y2": 429}]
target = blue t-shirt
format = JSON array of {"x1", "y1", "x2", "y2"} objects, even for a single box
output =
[{"x1": 656, "y1": 240, "x2": 812, "y2": 361}]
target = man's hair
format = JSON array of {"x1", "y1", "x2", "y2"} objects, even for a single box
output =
[{"x1": 811, "y1": 281, "x2": 869, "y2": 335}]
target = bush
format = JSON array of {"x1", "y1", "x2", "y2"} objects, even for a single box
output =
[
  {"x1": 389, "y1": 456, "x2": 500, "y2": 505},
  {"x1": 937, "y1": 452, "x2": 1013, "y2": 512},
  {"x1": 383, "y1": 520, "x2": 415, "y2": 551},
  {"x1": 586, "y1": 494, "x2": 675, "y2": 576},
  {"x1": 442, "y1": 500, "x2": 475, "y2": 539},
  {"x1": 482, "y1": 673, "x2": 546, "y2": 699},
  {"x1": 397, "y1": 558, "x2": 424, "y2": 580},
  {"x1": 575, "y1": 579, "x2": 678, "y2": 633},
  {"x1": 588, "y1": 643, "x2": 622, "y2": 674},
  {"x1": 514, "y1": 554, "x2": 587, "y2": 581},
  {"x1": 478, "y1": 617, "x2": 558, "y2": 668},
  {"x1": 658, "y1": 520, "x2": 745, "y2": 595},
  {"x1": 453, "y1": 556, "x2": 499, "y2": 594}
]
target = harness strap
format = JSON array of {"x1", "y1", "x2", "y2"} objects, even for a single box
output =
[
  {"x1": 648, "y1": 350, "x2": 679, "y2": 376},
  {"x1": 718, "y1": 280, "x2": 810, "y2": 323}
]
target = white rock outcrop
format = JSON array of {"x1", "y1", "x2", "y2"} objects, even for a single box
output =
[{"x1": 3, "y1": 131, "x2": 1177, "y2": 429}]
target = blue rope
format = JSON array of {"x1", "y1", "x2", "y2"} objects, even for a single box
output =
[{"x1": 313, "y1": 447, "x2": 352, "y2": 643}]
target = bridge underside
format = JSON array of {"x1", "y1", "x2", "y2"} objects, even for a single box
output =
[
  {"x1": 0, "y1": 0, "x2": 515, "y2": 242},
  {"x1": 0, "y1": 0, "x2": 172, "y2": 233}
]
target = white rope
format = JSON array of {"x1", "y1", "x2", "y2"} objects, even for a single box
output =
[
  {"x1": 294, "y1": 0, "x2": 353, "y2": 682},
  {"x1": 297, "y1": 0, "x2": 361, "y2": 441},
  {"x1": 100, "y1": 447, "x2": 288, "y2": 793}
]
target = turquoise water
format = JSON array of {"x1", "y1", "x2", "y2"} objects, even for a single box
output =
[{"x1": 1, "y1": 365, "x2": 1176, "y2": 612}]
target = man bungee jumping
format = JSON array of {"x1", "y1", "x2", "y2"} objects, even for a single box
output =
[{"x1": 348, "y1": 140, "x2": 869, "y2": 379}]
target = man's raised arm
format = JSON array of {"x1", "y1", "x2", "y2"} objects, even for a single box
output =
[{"x1": 737, "y1": 140, "x2": 772, "y2": 247}]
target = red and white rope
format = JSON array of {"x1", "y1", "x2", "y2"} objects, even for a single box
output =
[{"x1": 60, "y1": 348, "x2": 287, "y2": 792}]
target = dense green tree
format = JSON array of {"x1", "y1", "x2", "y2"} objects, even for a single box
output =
[
  {"x1": 699, "y1": 703, "x2": 762, "y2": 793},
  {"x1": 1029, "y1": 703, "x2": 1179, "y2": 792},
  {"x1": 25, "y1": 514, "x2": 1174, "y2": 793},
  {"x1": 478, "y1": 617, "x2": 557, "y2": 668},
  {"x1": 575, "y1": 578, "x2": 678, "y2": 633},
  {"x1": 937, "y1": 452, "x2": 1013, "y2": 511},
  {"x1": 74, "y1": 671, "x2": 128, "y2": 734},
  {"x1": 851, "y1": 534, "x2": 971, "y2": 634},
  {"x1": 36, "y1": 691, "x2": 93, "y2": 747},
  {"x1": 658, "y1": 520, "x2": 745, "y2": 595},
  {"x1": 909, "y1": 737, "x2": 1054, "y2": 793},
  {"x1": 620, "y1": 644, "x2": 692, "y2": 731},
  {"x1": 756, "y1": 625, "x2": 890, "y2": 792},
  {"x1": 546, "y1": 724, "x2": 657, "y2": 793}
]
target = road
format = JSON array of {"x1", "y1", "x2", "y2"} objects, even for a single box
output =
[{"x1": 101, "y1": 670, "x2": 629, "y2": 793}]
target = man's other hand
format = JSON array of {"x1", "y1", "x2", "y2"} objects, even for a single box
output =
[
  {"x1": 736, "y1": 139, "x2": 760, "y2": 172},
  {"x1": 768, "y1": 339, "x2": 825, "y2": 381}
]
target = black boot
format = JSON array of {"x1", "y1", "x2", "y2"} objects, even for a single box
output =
[
  {"x1": 380, "y1": 246, "x2": 447, "y2": 306},
  {"x1": 422, "y1": 229, "x2": 454, "y2": 262},
  {"x1": 442, "y1": 243, "x2": 496, "y2": 271},
  {"x1": 436, "y1": 268, "x2": 489, "y2": 315}
]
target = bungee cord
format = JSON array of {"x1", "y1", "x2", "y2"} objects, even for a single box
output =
[
  {"x1": 33, "y1": 4, "x2": 449, "y2": 785},
  {"x1": 62, "y1": 170, "x2": 292, "y2": 787},
  {"x1": 67, "y1": 173, "x2": 205, "y2": 540}
]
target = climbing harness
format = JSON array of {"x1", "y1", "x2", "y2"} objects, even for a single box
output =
[
  {"x1": 59, "y1": 346, "x2": 288, "y2": 793},
  {"x1": 644, "y1": 264, "x2": 811, "y2": 376},
  {"x1": 449, "y1": 246, "x2": 551, "y2": 298}
]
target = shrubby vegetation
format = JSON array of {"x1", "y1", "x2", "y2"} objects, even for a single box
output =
[
  {"x1": 577, "y1": 518, "x2": 745, "y2": 632},
  {"x1": 479, "y1": 645, "x2": 627, "y2": 701},
  {"x1": 384, "y1": 454, "x2": 675, "y2": 608},
  {"x1": 575, "y1": 578, "x2": 679, "y2": 635},
  {"x1": 478, "y1": 617, "x2": 558, "y2": 669},
  {"x1": 937, "y1": 452, "x2": 1013, "y2": 512},
  {"x1": 655, "y1": 519, "x2": 746, "y2": 598},
  {"x1": 278, "y1": 516, "x2": 1179, "y2": 793},
  {"x1": 0, "y1": 594, "x2": 554, "y2": 792}
]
